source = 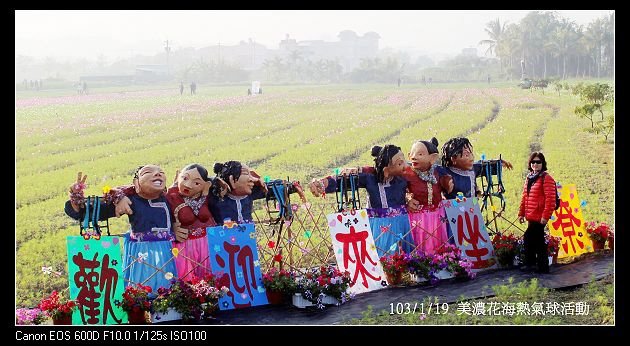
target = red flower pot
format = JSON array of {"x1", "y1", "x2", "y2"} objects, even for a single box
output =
[
  {"x1": 202, "y1": 303, "x2": 219, "y2": 319},
  {"x1": 386, "y1": 272, "x2": 403, "y2": 285},
  {"x1": 52, "y1": 314, "x2": 72, "y2": 325},
  {"x1": 266, "y1": 290, "x2": 285, "y2": 305},
  {"x1": 592, "y1": 240, "x2": 605, "y2": 251},
  {"x1": 127, "y1": 310, "x2": 148, "y2": 324}
]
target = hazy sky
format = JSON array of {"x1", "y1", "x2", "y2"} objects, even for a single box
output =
[{"x1": 15, "y1": 10, "x2": 613, "y2": 62}]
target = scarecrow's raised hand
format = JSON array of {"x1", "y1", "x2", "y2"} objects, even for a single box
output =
[{"x1": 69, "y1": 172, "x2": 88, "y2": 211}]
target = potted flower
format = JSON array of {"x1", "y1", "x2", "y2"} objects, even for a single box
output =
[
  {"x1": 294, "y1": 266, "x2": 352, "y2": 309},
  {"x1": 116, "y1": 284, "x2": 152, "y2": 324},
  {"x1": 152, "y1": 279, "x2": 200, "y2": 322},
  {"x1": 150, "y1": 286, "x2": 179, "y2": 323},
  {"x1": 294, "y1": 269, "x2": 321, "y2": 308},
  {"x1": 434, "y1": 244, "x2": 476, "y2": 281},
  {"x1": 261, "y1": 267, "x2": 297, "y2": 305},
  {"x1": 188, "y1": 273, "x2": 229, "y2": 319},
  {"x1": 152, "y1": 277, "x2": 228, "y2": 323},
  {"x1": 16, "y1": 308, "x2": 46, "y2": 325},
  {"x1": 545, "y1": 234, "x2": 562, "y2": 265},
  {"x1": 491, "y1": 233, "x2": 520, "y2": 268},
  {"x1": 38, "y1": 290, "x2": 77, "y2": 325},
  {"x1": 585, "y1": 221, "x2": 610, "y2": 251},
  {"x1": 317, "y1": 266, "x2": 352, "y2": 306},
  {"x1": 379, "y1": 252, "x2": 409, "y2": 285},
  {"x1": 405, "y1": 249, "x2": 438, "y2": 284}
]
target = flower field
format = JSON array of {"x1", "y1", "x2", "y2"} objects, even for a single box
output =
[{"x1": 15, "y1": 82, "x2": 614, "y2": 307}]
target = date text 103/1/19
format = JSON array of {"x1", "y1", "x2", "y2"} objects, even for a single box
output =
[{"x1": 389, "y1": 302, "x2": 449, "y2": 315}]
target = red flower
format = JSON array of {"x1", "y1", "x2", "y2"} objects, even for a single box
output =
[
  {"x1": 116, "y1": 284, "x2": 152, "y2": 313},
  {"x1": 39, "y1": 290, "x2": 77, "y2": 320},
  {"x1": 380, "y1": 252, "x2": 409, "y2": 276},
  {"x1": 545, "y1": 234, "x2": 562, "y2": 256},
  {"x1": 586, "y1": 221, "x2": 613, "y2": 243},
  {"x1": 273, "y1": 254, "x2": 283, "y2": 262},
  {"x1": 491, "y1": 232, "x2": 520, "y2": 265},
  {"x1": 262, "y1": 267, "x2": 297, "y2": 294}
]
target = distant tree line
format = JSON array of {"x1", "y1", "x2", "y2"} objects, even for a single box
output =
[
  {"x1": 16, "y1": 11, "x2": 613, "y2": 87},
  {"x1": 479, "y1": 11, "x2": 614, "y2": 80}
]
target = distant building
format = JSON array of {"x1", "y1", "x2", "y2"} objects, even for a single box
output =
[
  {"x1": 192, "y1": 31, "x2": 381, "y2": 73},
  {"x1": 279, "y1": 31, "x2": 380, "y2": 72}
]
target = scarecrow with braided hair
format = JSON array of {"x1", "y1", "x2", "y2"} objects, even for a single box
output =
[
  {"x1": 438, "y1": 137, "x2": 513, "y2": 241},
  {"x1": 208, "y1": 160, "x2": 305, "y2": 225},
  {"x1": 308, "y1": 144, "x2": 414, "y2": 257},
  {"x1": 439, "y1": 137, "x2": 512, "y2": 200},
  {"x1": 208, "y1": 161, "x2": 268, "y2": 225}
]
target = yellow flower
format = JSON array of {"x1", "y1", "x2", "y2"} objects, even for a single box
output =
[{"x1": 102, "y1": 185, "x2": 111, "y2": 194}]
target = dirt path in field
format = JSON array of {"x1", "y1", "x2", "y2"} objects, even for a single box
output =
[
  {"x1": 183, "y1": 251, "x2": 613, "y2": 325},
  {"x1": 529, "y1": 104, "x2": 560, "y2": 153},
  {"x1": 455, "y1": 100, "x2": 501, "y2": 138},
  {"x1": 302, "y1": 94, "x2": 455, "y2": 180}
]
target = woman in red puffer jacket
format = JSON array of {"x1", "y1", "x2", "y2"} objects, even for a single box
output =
[{"x1": 518, "y1": 152, "x2": 557, "y2": 274}]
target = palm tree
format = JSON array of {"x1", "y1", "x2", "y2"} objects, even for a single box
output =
[{"x1": 479, "y1": 18, "x2": 507, "y2": 72}]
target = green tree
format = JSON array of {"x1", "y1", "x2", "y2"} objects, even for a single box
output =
[
  {"x1": 593, "y1": 114, "x2": 614, "y2": 141},
  {"x1": 578, "y1": 83, "x2": 614, "y2": 121},
  {"x1": 574, "y1": 103, "x2": 597, "y2": 128},
  {"x1": 573, "y1": 82, "x2": 614, "y2": 137},
  {"x1": 479, "y1": 18, "x2": 507, "y2": 73}
]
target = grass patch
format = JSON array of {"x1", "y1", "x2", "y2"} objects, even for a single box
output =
[{"x1": 344, "y1": 274, "x2": 614, "y2": 325}]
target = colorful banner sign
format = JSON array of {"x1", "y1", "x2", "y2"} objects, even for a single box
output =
[
  {"x1": 66, "y1": 235, "x2": 126, "y2": 325},
  {"x1": 207, "y1": 223, "x2": 268, "y2": 310},
  {"x1": 549, "y1": 184, "x2": 592, "y2": 258},
  {"x1": 442, "y1": 197, "x2": 497, "y2": 271},
  {"x1": 327, "y1": 209, "x2": 387, "y2": 294}
]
